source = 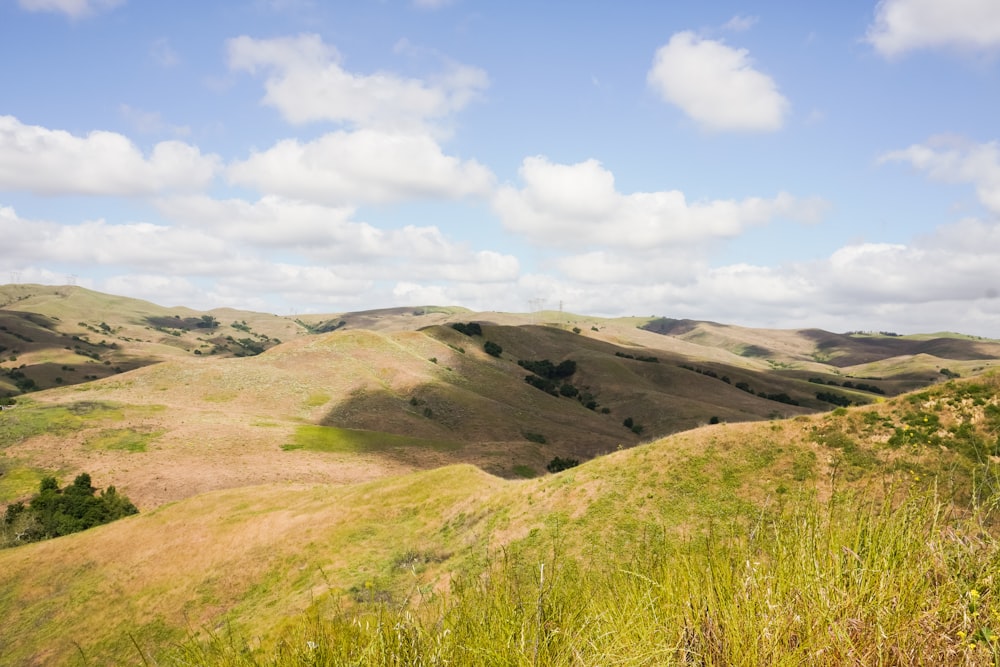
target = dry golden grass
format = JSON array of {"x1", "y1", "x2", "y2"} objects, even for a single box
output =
[{"x1": 5, "y1": 371, "x2": 1000, "y2": 664}]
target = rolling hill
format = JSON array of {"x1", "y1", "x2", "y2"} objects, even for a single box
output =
[
  {"x1": 3, "y1": 285, "x2": 1000, "y2": 663},
  {"x1": 2, "y1": 370, "x2": 999, "y2": 664}
]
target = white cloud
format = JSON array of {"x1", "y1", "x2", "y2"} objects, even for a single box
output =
[
  {"x1": 157, "y1": 194, "x2": 517, "y2": 282},
  {"x1": 867, "y1": 0, "x2": 1000, "y2": 57},
  {"x1": 647, "y1": 31, "x2": 789, "y2": 132},
  {"x1": 880, "y1": 137, "x2": 1000, "y2": 214},
  {"x1": 0, "y1": 116, "x2": 219, "y2": 195},
  {"x1": 494, "y1": 156, "x2": 825, "y2": 248},
  {"x1": 0, "y1": 206, "x2": 246, "y2": 274},
  {"x1": 227, "y1": 129, "x2": 494, "y2": 205},
  {"x1": 723, "y1": 15, "x2": 758, "y2": 32},
  {"x1": 555, "y1": 250, "x2": 704, "y2": 285},
  {"x1": 17, "y1": 0, "x2": 124, "y2": 18},
  {"x1": 226, "y1": 33, "x2": 488, "y2": 131}
]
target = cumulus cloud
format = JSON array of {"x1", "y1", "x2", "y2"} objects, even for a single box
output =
[
  {"x1": 227, "y1": 129, "x2": 494, "y2": 205},
  {"x1": 156, "y1": 195, "x2": 519, "y2": 282},
  {"x1": 0, "y1": 116, "x2": 219, "y2": 195},
  {"x1": 17, "y1": 0, "x2": 124, "y2": 18},
  {"x1": 880, "y1": 137, "x2": 1000, "y2": 214},
  {"x1": 647, "y1": 31, "x2": 789, "y2": 132},
  {"x1": 227, "y1": 33, "x2": 488, "y2": 131},
  {"x1": 157, "y1": 195, "x2": 520, "y2": 283},
  {"x1": 2, "y1": 197, "x2": 518, "y2": 314},
  {"x1": 867, "y1": 0, "x2": 1000, "y2": 57},
  {"x1": 555, "y1": 250, "x2": 705, "y2": 285},
  {"x1": 494, "y1": 156, "x2": 826, "y2": 248},
  {"x1": 496, "y1": 216, "x2": 1000, "y2": 335},
  {"x1": 0, "y1": 205, "x2": 244, "y2": 274}
]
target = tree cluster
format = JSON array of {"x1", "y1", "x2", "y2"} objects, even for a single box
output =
[
  {"x1": 2, "y1": 473, "x2": 138, "y2": 547},
  {"x1": 451, "y1": 322, "x2": 483, "y2": 337}
]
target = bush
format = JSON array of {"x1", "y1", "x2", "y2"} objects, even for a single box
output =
[
  {"x1": 483, "y1": 341, "x2": 503, "y2": 357},
  {"x1": 546, "y1": 456, "x2": 580, "y2": 473},
  {"x1": 559, "y1": 383, "x2": 579, "y2": 398},
  {"x1": 525, "y1": 375, "x2": 559, "y2": 396},
  {"x1": 518, "y1": 359, "x2": 577, "y2": 380},
  {"x1": 451, "y1": 322, "x2": 482, "y2": 337},
  {"x1": 816, "y1": 391, "x2": 852, "y2": 407},
  {"x1": 523, "y1": 432, "x2": 547, "y2": 444}
]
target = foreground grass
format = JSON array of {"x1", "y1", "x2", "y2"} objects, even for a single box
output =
[{"x1": 173, "y1": 485, "x2": 1000, "y2": 666}]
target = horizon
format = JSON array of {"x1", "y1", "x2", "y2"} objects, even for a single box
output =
[
  {"x1": 5, "y1": 281, "x2": 995, "y2": 340},
  {"x1": 2, "y1": 1, "x2": 1000, "y2": 337}
]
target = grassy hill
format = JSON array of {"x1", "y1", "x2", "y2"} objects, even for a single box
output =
[
  {"x1": 2, "y1": 372, "x2": 1000, "y2": 664},
  {"x1": 4, "y1": 286, "x2": 1000, "y2": 663},
  {"x1": 3, "y1": 285, "x2": 1000, "y2": 513}
]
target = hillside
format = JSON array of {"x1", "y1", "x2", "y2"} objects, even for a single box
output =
[
  {"x1": 2, "y1": 372, "x2": 1000, "y2": 664},
  {"x1": 4, "y1": 285, "x2": 1000, "y2": 513}
]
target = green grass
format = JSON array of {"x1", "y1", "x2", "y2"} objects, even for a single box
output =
[
  {"x1": 85, "y1": 427, "x2": 163, "y2": 452},
  {"x1": 304, "y1": 392, "x2": 331, "y2": 408},
  {"x1": 512, "y1": 464, "x2": 537, "y2": 478},
  {"x1": 283, "y1": 425, "x2": 463, "y2": 453},
  {"x1": 0, "y1": 400, "x2": 125, "y2": 448},
  {"x1": 0, "y1": 461, "x2": 44, "y2": 503},
  {"x1": 172, "y1": 485, "x2": 1000, "y2": 665}
]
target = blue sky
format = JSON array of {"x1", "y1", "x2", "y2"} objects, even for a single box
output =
[{"x1": 2, "y1": 0, "x2": 1000, "y2": 336}]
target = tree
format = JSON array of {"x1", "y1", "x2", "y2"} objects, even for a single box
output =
[
  {"x1": 484, "y1": 340, "x2": 503, "y2": 357},
  {"x1": 3, "y1": 473, "x2": 138, "y2": 547}
]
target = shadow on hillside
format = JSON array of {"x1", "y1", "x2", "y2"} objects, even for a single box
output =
[
  {"x1": 314, "y1": 377, "x2": 627, "y2": 477},
  {"x1": 1, "y1": 309, "x2": 161, "y2": 396},
  {"x1": 640, "y1": 317, "x2": 706, "y2": 336},
  {"x1": 800, "y1": 330, "x2": 1000, "y2": 367},
  {"x1": 307, "y1": 323, "x2": 838, "y2": 477}
]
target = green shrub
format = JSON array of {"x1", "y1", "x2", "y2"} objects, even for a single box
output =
[
  {"x1": 559, "y1": 383, "x2": 579, "y2": 398},
  {"x1": 451, "y1": 322, "x2": 482, "y2": 337},
  {"x1": 546, "y1": 456, "x2": 580, "y2": 473},
  {"x1": 2, "y1": 473, "x2": 138, "y2": 547},
  {"x1": 483, "y1": 341, "x2": 502, "y2": 357}
]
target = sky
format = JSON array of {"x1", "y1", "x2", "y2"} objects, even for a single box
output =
[{"x1": 2, "y1": 0, "x2": 1000, "y2": 336}]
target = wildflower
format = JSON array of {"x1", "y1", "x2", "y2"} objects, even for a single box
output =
[
  {"x1": 307, "y1": 641, "x2": 318, "y2": 651},
  {"x1": 969, "y1": 590, "x2": 981, "y2": 600},
  {"x1": 958, "y1": 630, "x2": 967, "y2": 640}
]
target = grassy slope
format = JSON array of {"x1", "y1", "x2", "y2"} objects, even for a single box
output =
[
  {"x1": 0, "y1": 284, "x2": 308, "y2": 395},
  {"x1": 5, "y1": 287, "x2": 1000, "y2": 513},
  {"x1": 2, "y1": 372, "x2": 1000, "y2": 664},
  {"x1": 1, "y1": 319, "x2": 833, "y2": 510}
]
